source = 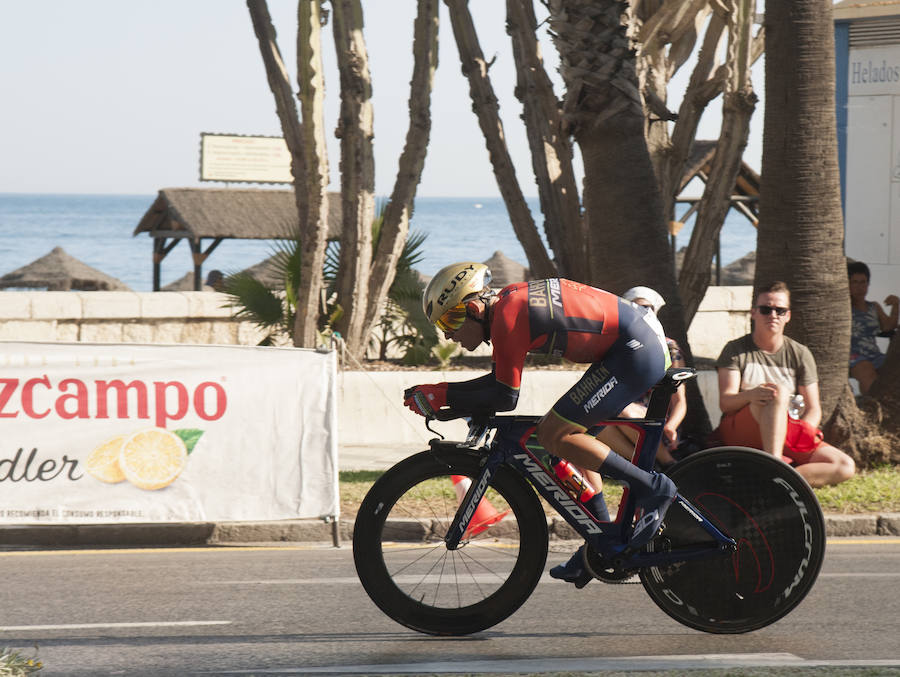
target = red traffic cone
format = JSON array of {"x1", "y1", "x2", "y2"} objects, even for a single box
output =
[{"x1": 451, "y1": 474, "x2": 511, "y2": 537}]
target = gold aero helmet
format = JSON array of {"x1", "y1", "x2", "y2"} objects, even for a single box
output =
[{"x1": 423, "y1": 262, "x2": 492, "y2": 332}]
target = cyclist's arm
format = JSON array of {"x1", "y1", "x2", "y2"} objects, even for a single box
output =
[{"x1": 446, "y1": 370, "x2": 518, "y2": 412}]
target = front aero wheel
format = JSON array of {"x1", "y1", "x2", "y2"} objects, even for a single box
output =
[
  {"x1": 640, "y1": 447, "x2": 826, "y2": 634},
  {"x1": 353, "y1": 445, "x2": 548, "y2": 636}
]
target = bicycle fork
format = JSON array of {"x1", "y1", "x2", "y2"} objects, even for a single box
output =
[{"x1": 442, "y1": 445, "x2": 510, "y2": 550}]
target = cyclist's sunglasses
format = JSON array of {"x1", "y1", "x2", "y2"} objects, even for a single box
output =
[
  {"x1": 757, "y1": 305, "x2": 789, "y2": 316},
  {"x1": 436, "y1": 303, "x2": 468, "y2": 332}
]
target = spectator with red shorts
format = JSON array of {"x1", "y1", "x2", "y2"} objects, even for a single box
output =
[
  {"x1": 404, "y1": 262, "x2": 677, "y2": 586},
  {"x1": 714, "y1": 281, "x2": 855, "y2": 487}
]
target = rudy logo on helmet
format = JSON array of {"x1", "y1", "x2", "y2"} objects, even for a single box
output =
[{"x1": 422, "y1": 262, "x2": 493, "y2": 332}]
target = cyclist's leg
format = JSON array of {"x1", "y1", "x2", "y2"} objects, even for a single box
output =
[
  {"x1": 536, "y1": 301, "x2": 667, "y2": 466},
  {"x1": 538, "y1": 303, "x2": 674, "y2": 550}
]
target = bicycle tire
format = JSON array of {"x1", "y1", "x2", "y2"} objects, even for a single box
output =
[
  {"x1": 353, "y1": 445, "x2": 548, "y2": 636},
  {"x1": 639, "y1": 446, "x2": 826, "y2": 634}
]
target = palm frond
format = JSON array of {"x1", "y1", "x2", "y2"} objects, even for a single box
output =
[
  {"x1": 398, "y1": 229, "x2": 427, "y2": 271},
  {"x1": 223, "y1": 273, "x2": 286, "y2": 329},
  {"x1": 323, "y1": 240, "x2": 341, "y2": 295}
]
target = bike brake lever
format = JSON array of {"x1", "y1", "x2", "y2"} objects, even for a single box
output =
[{"x1": 424, "y1": 416, "x2": 445, "y2": 440}]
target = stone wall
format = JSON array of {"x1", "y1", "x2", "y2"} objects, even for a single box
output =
[
  {"x1": 688, "y1": 286, "x2": 753, "y2": 359},
  {"x1": 0, "y1": 291, "x2": 267, "y2": 345},
  {"x1": 0, "y1": 286, "x2": 753, "y2": 359}
]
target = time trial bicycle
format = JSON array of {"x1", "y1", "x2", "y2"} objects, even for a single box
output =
[{"x1": 353, "y1": 367, "x2": 826, "y2": 636}]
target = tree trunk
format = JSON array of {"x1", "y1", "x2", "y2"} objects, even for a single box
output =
[
  {"x1": 679, "y1": 0, "x2": 757, "y2": 323},
  {"x1": 756, "y1": 0, "x2": 848, "y2": 421},
  {"x1": 636, "y1": 0, "x2": 710, "y2": 194},
  {"x1": 331, "y1": 0, "x2": 376, "y2": 357},
  {"x1": 362, "y1": 0, "x2": 440, "y2": 343},
  {"x1": 248, "y1": 0, "x2": 328, "y2": 349},
  {"x1": 296, "y1": 0, "x2": 332, "y2": 349},
  {"x1": 549, "y1": 0, "x2": 708, "y2": 433},
  {"x1": 548, "y1": 1, "x2": 671, "y2": 293},
  {"x1": 506, "y1": 0, "x2": 585, "y2": 280},
  {"x1": 868, "y1": 333, "x2": 900, "y2": 440},
  {"x1": 657, "y1": 10, "x2": 726, "y2": 219},
  {"x1": 444, "y1": 0, "x2": 557, "y2": 279}
]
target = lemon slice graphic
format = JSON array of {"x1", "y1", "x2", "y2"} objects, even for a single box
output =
[
  {"x1": 119, "y1": 428, "x2": 188, "y2": 491},
  {"x1": 85, "y1": 434, "x2": 127, "y2": 483}
]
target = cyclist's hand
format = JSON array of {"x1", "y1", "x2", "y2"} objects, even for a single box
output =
[{"x1": 403, "y1": 384, "x2": 448, "y2": 417}]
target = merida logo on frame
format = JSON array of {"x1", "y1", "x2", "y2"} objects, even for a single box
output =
[{"x1": 0, "y1": 376, "x2": 228, "y2": 428}]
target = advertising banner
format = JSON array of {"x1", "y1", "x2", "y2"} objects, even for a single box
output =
[{"x1": 0, "y1": 342, "x2": 338, "y2": 524}]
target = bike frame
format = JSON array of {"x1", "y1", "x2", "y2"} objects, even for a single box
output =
[{"x1": 440, "y1": 370, "x2": 736, "y2": 570}]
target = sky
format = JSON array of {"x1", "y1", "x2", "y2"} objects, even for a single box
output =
[{"x1": 0, "y1": 1, "x2": 764, "y2": 198}]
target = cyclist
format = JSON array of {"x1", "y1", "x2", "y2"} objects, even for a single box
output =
[{"x1": 403, "y1": 262, "x2": 678, "y2": 576}]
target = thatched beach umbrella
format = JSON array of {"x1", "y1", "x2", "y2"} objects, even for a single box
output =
[
  {"x1": 720, "y1": 251, "x2": 755, "y2": 285},
  {"x1": 483, "y1": 250, "x2": 529, "y2": 290},
  {"x1": 238, "y1": 254, "x2": 284, "y2": 288},
  {"x1": 0, "y1": 246, "x2": 131, "y2": 291},
  {"x1": 416, "y1": 251, "x2": 529, "y2": 290}
]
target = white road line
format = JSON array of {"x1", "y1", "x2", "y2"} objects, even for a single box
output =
[
  {"x1": 198, "y1": 571, "x2": 900, "y2": 586},
  {"x1": 199, "y1": 578, "x2": 360, "y2": 585},
  {"x1": 820, "y1": 572, "x2": 900, "y2": 577},
  {"x1": 0, "y1": 621, "x2": 232, "y2": 632},
  {"x1": 211, "y1": 653, "x2": 900, "y2": 674}
]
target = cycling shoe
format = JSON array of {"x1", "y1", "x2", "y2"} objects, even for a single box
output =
[
  {"x1": 629, "y1": 472, "x2": 677, "y2": 549},
  {"x1": 549, "y1": 545, "x2": 592, "y2": 588}
]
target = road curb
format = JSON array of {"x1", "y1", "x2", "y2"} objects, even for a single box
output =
[{"x1": 1, "y1": 513, "x2": 898, "y2": 548}]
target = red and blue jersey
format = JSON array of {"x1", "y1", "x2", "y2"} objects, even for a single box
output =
[{"x1": 446, "y1": 279, "x2": 631, "y2": 415}]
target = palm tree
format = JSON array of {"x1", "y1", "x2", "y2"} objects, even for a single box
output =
[
  {"x1": 223, "y1": 211, "x2": 432, "y2": 357},
  {"x1": 546, "y1": 0, "x2": 708, "y2": 432},
  {"x1": 754, "y1": 0, "x2": 849, "y2": 422}
]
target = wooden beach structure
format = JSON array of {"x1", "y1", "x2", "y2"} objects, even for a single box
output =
[
  {"x1": 674, "y1": 140, "x2": 761, "y2": 284},
  {"x1": 133, "y1": 188, "x2": 340, "y2": 291}
]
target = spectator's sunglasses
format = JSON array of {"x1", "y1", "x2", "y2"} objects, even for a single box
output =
[{"x1": 757, "y1": 305, "x2": 789, "y2": 316}]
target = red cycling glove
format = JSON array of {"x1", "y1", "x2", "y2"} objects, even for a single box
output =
[{"x1": 403, "y1": 383, "x2": 448, "y2": 417}]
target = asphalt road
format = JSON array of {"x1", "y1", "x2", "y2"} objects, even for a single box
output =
[{"x1": 1, "y1": 537, "x2": 898, "y2": 676}]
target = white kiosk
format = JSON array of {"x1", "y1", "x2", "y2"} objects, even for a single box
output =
[{"x1": 836, "y1": 0, "x2": 900, "y2": 302}]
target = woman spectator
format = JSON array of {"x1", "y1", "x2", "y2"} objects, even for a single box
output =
[{"x1": 848, "y1": 261, "x2": 898, "y2": 395}]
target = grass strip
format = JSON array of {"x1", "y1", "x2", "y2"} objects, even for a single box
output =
[{"x1": 339, "y1": 465, "x2": 900, "y2": 518}]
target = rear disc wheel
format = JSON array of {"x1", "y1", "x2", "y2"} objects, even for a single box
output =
[{"x1": 639, "y1": 447, "x2": 826, "y2": 633}]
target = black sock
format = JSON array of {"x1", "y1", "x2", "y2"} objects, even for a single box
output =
[
  {"x1": 585, "y1": 492, "x2": 610, "y2": 521},
  {"x1": 598, "y1": 452, "x2": 653, "y2": 495}
]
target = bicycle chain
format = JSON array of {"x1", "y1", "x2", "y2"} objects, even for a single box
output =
[{"x1": 547, "y1": 545, "x2": 641, "y2": 585}]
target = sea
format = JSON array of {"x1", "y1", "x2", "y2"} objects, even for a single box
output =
[{"x1": 0, "y1": 193, "x2": 757, "y2": 292}]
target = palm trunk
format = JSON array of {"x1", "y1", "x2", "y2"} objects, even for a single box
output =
[
  {"x1": 248, "y1": 0, "x2": 328, "y2": 349},
  {"x1": 332, "y1": 0, "x2": 376, "y2": 357},
  {"x1": 679, "y1": 0, "x2": 757, "y2": 323},
  {"x1": 637, "y1": 0, "x2": 710, "y2": 193},
  {"x1": 507, "y1": 0, "x2": 584, "y2": 280},
  {"x1": 756, "y1": 0, "x2": 848, "y2": 421},
  {"x1": 362, "y1": 0, "x2": 439, "y2": 342},
  {"x1": 444, "y1": 0, "x2": 557, "y2": 279},
  {"x1": 550, "y1": 0, "x2": 708, "y2": 433}
]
